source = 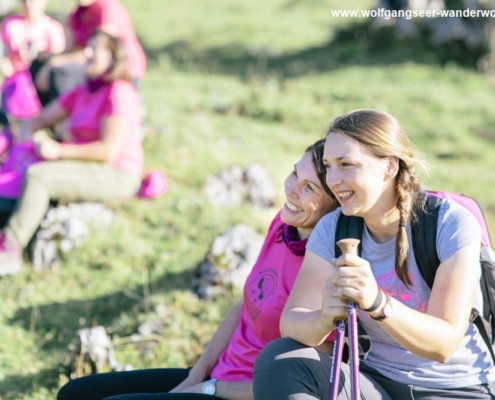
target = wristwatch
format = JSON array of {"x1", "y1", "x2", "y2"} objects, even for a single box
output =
[
  {"x1": 370, "y1": 292, "x2": 393, "y2": 321},
  {"x1": 201, "y1": 378, "x2": 218, "y2": 395}
]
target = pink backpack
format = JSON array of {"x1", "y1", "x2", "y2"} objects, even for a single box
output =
[
  {"x1": 0, "y1": 141, "x2": 41, "y2": 198},
  {"x1": 1, "y1": 70, "x2": 41, "y2": 120}
]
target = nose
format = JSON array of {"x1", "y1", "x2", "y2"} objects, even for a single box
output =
[
  {"x1": 325, "y1": 167, "x2": 341, "y2": 189},
  {"x1": 284, "y1": 175, "x2": 299, "y2": 197}
]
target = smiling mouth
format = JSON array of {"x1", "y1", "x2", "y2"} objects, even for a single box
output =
[
  {"x1": 337, "y1": 191, "x2": 354, "y2": 202},
  {"x1": 285, "y1": 201, "x2": 303, "y2": 213}
]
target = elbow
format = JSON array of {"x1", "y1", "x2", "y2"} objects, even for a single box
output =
[
  {"x1": 432, "y1": 344, "x2": 459, "y2": 363},
  {"x1": 280, "y1": 332, "x2": 322, "y2": 348},
  {"x1": 431, "y1": 351, "x2": 454, "y2": 364},
  {"x1": 279, "y1": 323, "x2": 324, "y2": 348},
  {"x1": 417, "y1": 342, "x2": 459, "y2": 364},
  {"x1": 432, "y1": 331, "x2": 465, "y2": 363}
]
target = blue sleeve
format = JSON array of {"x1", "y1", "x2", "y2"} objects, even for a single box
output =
[
  {"x1": 436, "y1": 199, "x2": 482, "y2": 262},
  {"x1": 306, "y1": 208, "x2": 341, "y2": 263}
]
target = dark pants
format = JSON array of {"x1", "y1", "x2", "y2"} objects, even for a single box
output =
[
  {"x1": 252, "y1": 338, "x2": 495, "y2": 400},
  {"x1": 0, "y1": 197, "x2": 15, "y2": 228},
  {"x1": 57, "y1": 368, "x2": 224, "y2": 400}
]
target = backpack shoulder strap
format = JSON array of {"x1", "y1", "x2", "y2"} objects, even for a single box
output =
[
  {"x1": 335, "y1": 212, "x2": 364, "y2": 257},
  {"x1": 472, "y1": 309, "x2": 495, "y2": 365},
  {"x1": 335, "y1": 211, "x2": 368, "y2": 359},
  {"x1": 411, "y1": 192, "x2": 443, "y2": 288}
]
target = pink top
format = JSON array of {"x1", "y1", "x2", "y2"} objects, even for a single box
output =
[
  {"x1": 210, "y1": 212, "x2": 335, "y2": 381},
  {"x1": 58, "y1": 80, "x2": 144, "y2": 176},
  {"x1": 68, "y1": 0, "x2": 146, "y2": 80},
  {"x1": 0, "y1": 14, "x2": 65, "y2": 73}
]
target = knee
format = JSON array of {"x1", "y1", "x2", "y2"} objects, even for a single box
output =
[
  {"x1": 254, "y1": 337, "x2": 309, "y2": 373},
  {"x1": 57, "y1": 376, "x2": 91, "y2": 400},
  {"x1": 254, "y1": 338, "x2": 324, "y2": 399},
  {"x1": 24, "y1": 163, "x2": 45, "y2": 183}
]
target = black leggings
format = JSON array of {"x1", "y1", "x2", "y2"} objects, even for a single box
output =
[
  {"x1": 0, "y1": 197, "x2": 16, "y2": 228},
  {"x1": 253, "y1": 338, "x2": 495, "y2": 400},
  {"x1": 57, "y1": 368, "x2": 224, "y2": 400}
]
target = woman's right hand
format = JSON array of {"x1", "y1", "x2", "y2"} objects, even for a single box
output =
[
  {"x1": 169, "y1": 367, "x2": 206, "y2": 393},
  {"x1": 321, "y1": 274, "x2": 348, "y2": 326}
]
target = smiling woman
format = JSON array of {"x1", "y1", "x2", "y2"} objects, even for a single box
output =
[
  {"x1": 253, "y1": 109, "x2": 495, "y2": 400},
  {"x1": 56, "y1": 138, "x2": 338, "y2": 400},
  {"x1": 282, "y1": 146, "x2": 335, "y2": 240}
]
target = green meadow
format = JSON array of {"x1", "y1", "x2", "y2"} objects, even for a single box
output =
[{"x1": 1, "y1": 0, "x2": 495, "y2": 398}]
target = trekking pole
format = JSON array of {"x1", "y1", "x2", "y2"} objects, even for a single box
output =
[
  {"x1": 329, "y1": 238, "x2": 360, "y2": 400},
  {"x1": 329, "y1": 318, "x2": 345, "y2": 399}
]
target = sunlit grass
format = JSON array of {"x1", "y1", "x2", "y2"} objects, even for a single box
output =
[{"x1": 1, "y1": 0, "x2": 495, "y2": 397}]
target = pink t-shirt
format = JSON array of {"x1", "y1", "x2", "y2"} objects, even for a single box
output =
[
  {"x1": 0, "y1": 14, "x2": 65, "y2": 73},
  {"x1": 58, "y1": 80, "x2": 144, "y2": 176},
  {"x1": 68, "y1": 0, "x2": 146, "y2": 80},
  {"x1": 210, "y1": 212, "x2": 335, "y2": 381}
]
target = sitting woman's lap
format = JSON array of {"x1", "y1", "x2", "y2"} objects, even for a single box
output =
[{"x1": 253, "y1": 337, "x2": 390, "y2": 400}]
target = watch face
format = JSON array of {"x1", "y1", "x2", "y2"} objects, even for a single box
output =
[
  {"x1": 383, "y1": 303, "x2": 392, "y2": 318},
  {"x1": 202, "y1": 382, "x2": 215, "y2": 395}
]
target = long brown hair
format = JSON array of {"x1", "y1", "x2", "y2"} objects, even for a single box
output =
[
  {"x1": 326, "y1": 109, "x2": 428, "y2": 286},
  {"x1": 306, "y1": 138, "x2": 336, "y2": 201},
  {"x1": 89, "y1": 29, "x2": 132, "y2": 83}
]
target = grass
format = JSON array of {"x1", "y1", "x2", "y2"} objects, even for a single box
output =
[{"x1": 2, "y1": 0, "x2": 495, "y2": 398}]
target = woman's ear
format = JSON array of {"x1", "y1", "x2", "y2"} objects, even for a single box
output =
[{"x1": 384, "y1": 156, "x2": 399, "y2": 181}]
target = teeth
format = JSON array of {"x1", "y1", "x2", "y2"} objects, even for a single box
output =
[
  {"x1": 285, "y1": 201, "x2": 303, "y2": 212},
  {"x1": 338, "y1": 191, "x2": 353, "y2": 200}
]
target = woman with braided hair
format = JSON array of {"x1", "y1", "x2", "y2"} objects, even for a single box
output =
[{"x1": 253, "y1": 109, "x2": 495, "y2": 399}]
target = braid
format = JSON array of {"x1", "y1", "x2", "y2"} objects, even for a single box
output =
[{"x1": 394, "y1": 161, "x2": 422, "y2": 287}]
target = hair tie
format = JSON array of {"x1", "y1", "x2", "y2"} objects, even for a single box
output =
[{"x1": 399, "y1": 223, "x2": 405, "y2": 228}]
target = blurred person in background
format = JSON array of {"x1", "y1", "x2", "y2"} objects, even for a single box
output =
[
  {"x1": 0, "y1": 29, "x2": 144, "y2": 276},
  {"x1": 1, "y1": 0, "x2": 65, "y2": 122},
  {"x1": 34, "y1": 0, "x2": 146, "y2": 106}
]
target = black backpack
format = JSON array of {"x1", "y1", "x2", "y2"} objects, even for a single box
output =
[{"x1": 335, "y1": 191, "x2": 495, "y2": 364}]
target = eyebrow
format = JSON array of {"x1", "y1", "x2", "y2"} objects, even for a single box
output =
[{"x1": 294, "y1": 164, "x2": 322, "y2": 192}]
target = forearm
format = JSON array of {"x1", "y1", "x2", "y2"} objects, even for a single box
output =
[
  {"x1": 191, "y1": 301, "x2": 242, "y2": 379},
  {"x1": 216, "y1": 380, "x2": 253, "y2": 400},
  {"x1": 59, "y1": 142, "x2": 110, "y2": 163},
  {"x1": 0, "y1": 57, "x2": 13, "y2": 77},
  {"x1": 49, "y1": 50, "x2": 86, "y2": 67},
  {"x1": 35, "y1": 50, "x2": 85, "y2": 91},
  {"x1": 280, "y1": 308, "x2": 335, "y2": 347},
  {"x1": 372, "y1": 299, "x2": 467, "y2": 362}
]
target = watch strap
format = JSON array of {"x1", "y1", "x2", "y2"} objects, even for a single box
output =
[
  {"x1": 361, "y1": 289, "x2": 383, "y2": 312},
  {"x1": 370, "y1": 293, "x2": 391, "y2": 321}
]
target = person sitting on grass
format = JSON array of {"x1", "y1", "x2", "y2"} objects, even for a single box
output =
[
  {"x1": 0, "y1": 0, "x2": 65, "y2": 121},
  {"x1": 56, "y1": 138, "x2": 338, "y2": 400},
  {"x1": 252, "y1": 109, "x2": 495, "y2": 400},
  {"x1": 0, "y1": 29, "x2": 144, "y2": 276}
]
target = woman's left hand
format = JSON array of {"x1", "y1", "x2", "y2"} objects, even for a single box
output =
[
  {"x1": 174, "y1": 382, "x2": 203, "y2": 393},
  {"x1": 332, "y1": 253, "x2": 380, "y2": 310},
  {"x1": 34, "y1": 135, "x2": 62, "y2": 160}
]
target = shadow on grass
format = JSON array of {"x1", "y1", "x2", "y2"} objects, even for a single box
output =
[
  {"x1": 4, "y1": 267, "x2": 195, "y2": 394},
  {"x1": 0, "y1": 367, "x2": 60, "y2": 399},
  {"x1": 143, "y1": 20, "x2": 486, "y2": 79}
]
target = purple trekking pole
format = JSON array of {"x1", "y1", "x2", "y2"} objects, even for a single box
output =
[{"x1": 329, "y1": 238, "x2": 360, "y2": 400}]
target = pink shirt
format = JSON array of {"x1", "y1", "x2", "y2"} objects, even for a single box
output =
[
  {"x1": 210, "y1": 212, "x2": 335, "y2": 381},
  {"x1": 58, "y1": 80, "x2": 144, "y2": 176},
  {"x1": 0, "y1": 14, "x2": 65, "y2": 73},
  {"x1": 68, "y1": 0, "x2": 146, "y2": 80}
]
